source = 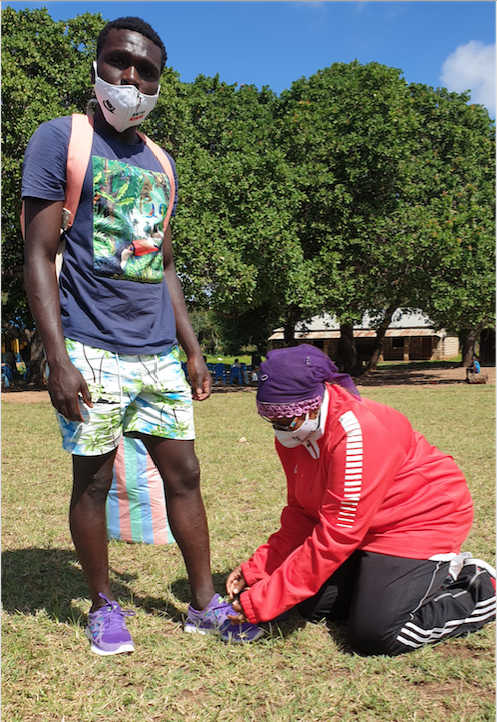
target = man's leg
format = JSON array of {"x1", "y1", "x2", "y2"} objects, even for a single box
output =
[
  {"x1": 70, "y1": 450, "x2": 118, "y2": 610},
  {"x1": 71, "y1": 448, "x2": 135, "y2": 657},
  {"x1": 139, "y1": 435, "x2": 215, "y2": 611}
]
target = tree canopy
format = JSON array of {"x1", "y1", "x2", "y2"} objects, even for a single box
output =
[
  {"x1": 2, "y1": 7, "x2": 495, "y2": 369},
  {"x1": 2, "y1": 7, "x2": 105, "y2": 327}
]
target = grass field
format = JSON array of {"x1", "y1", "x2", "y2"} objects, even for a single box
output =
[{"x1": 2, "y1": 384, "x2": 495, "y2": 722}]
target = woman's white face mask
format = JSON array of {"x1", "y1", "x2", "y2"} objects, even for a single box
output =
[
  {"x1": 93, "y1": 61, "x2": 160, "y2": 133},
  {"x1": 274, "y1": 413, "x2": 320, "y2": 448}
]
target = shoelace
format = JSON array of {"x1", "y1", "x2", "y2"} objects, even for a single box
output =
[
  {"x1": 213, "y1": 602, "x2": 244, "y2": 629},
  {"x1": 94, "y1": 593, "x2": 135, "y2": 630},
  {"x1": 197, "y1": 597, "x2": 235, "y2": 628}
]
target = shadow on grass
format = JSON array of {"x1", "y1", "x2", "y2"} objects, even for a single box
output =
[
  {"x1": 1, "y1": 547, "x2": 185, "y2": 624},
  {"x1": 1, "y1": 547, "x2": 135, "y2": 622},
  {"x1": 0, "y1": 552, "x2": 273, "y2": 630},
  {"x1": 1, "y1": 549, "x2": 353, "y2": 647}
]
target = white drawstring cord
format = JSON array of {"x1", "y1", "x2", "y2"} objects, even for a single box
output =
[
  {"x1": 115, "y1": 352, "x2": 125, "y2": 410},
  {"x1": 154, "y1": 354, "x2": 160, "y2": 385}
]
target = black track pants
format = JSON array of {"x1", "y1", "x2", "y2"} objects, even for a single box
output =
[{"x1": 297, "y1": 551, "x2": 495, "y2": 656}]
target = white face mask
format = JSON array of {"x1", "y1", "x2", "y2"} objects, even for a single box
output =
[
  {"x1": 93, "y1": 61, "x2": 160, "y2": 133},
  {"x1": 274, "y1": 413, "x2": 320, "y2": 448}
]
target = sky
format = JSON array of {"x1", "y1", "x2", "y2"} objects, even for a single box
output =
[{"x1": 3, "y1": 1, "x2": 496, "y2": 116}]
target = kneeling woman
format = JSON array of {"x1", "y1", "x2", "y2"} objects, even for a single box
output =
[{"x1": 227, "y1": 345, "x2": 495, "y2": 655}]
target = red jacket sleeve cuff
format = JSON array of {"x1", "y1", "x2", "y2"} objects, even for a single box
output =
[
  {"x1": 240, "y1": 590, "x2": 258, "y2": 624},
  {"x1": 241, "y1": 561, "x2": 261, "y2": 587}
]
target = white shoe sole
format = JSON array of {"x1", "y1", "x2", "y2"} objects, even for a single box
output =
[
  {"x1": 183, "y1": 623, "x2": 219, "y2": 635},
  {"x1": 86, "y1": 626, "x2": 135, "y2": 655}
]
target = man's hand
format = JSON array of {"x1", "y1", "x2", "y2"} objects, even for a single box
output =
[
  {"x1": 48, "y1": 362, "x2": 93, "y2": 421},
  {"x1": 187, "y1": 354, "x2": 212, "y2": 401}
]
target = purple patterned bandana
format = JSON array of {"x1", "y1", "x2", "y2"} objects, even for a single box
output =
[{"x1": 256, "y1": 344, "x2": 360, "y2": 418}]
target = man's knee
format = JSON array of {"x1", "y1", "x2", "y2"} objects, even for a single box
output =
[
  {"x1": 72, "y1": 453, "x2": 115, "y2": 503},
  {"x1": 144, "y1": 438, "x2": 201, "y2": 494},
  {"x1": 168, "y1": 457, "x2": 201, "y2": 494}
]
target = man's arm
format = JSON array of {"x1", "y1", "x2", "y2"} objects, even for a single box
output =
[
  {"x1": 162, "y1": 224, "x2": 211, "y2": 400},
  {"x1": 24, "y1": 198, "x2": 92, "y2": 420}
]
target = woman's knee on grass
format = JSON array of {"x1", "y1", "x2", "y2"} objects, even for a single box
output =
[{"x1": 348, "y1": 616, "x2": 407, "y2": 657}]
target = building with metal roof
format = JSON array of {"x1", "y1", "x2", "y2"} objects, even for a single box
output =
[{"x1": 268, "y1": 310, "x2": 459, "y2": 362}]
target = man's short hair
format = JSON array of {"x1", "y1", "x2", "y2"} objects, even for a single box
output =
[{"x1": 97, "y1": 17, "x2": 167, "y2": 71}]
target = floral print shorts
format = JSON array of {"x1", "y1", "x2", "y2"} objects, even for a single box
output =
[{"x1": 56, "y1": 340, "x2": 194, "y2": 455}]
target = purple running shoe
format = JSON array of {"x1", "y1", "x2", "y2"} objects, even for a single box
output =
[
  {"x1": 85, "y1": 593, "x2": 135, "y2": 656},
  {"x1": 184, "y1": 594, "x2": 264, "y2": 643}
]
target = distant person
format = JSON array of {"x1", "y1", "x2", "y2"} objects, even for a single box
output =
[
  {"x1": 251, "y1": 353, "x2": 262, "y2": 384},
  {"x1": 226, "y1": 345, "x2": 495, "y2": 655},
  {"x1": 230, "y1": 359, "x2": 243, "y2": 386},
  {"x1": 20, "y1": 346, "x2": 31, "y2": 380},
  {"x1": 466, "y1": 355, "x2": 484, "y2": 383},
  {"x1": 5, "y1": 351, "x2": 17, "y2": 379},
  {"x1": 251, "y1": 353, "x2": 262, "y2": 371},
  {"x1": 23, "y1": 15, "x2": 262, "y2": 655},
  {"x1": 1, "y1": 367, "x2": 11, "y2": 388}
]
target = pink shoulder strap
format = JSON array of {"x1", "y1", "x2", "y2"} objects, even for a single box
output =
[
  {"x1": 137, "y1": 131, "x2": 176, "y2": 227},
  {"x1": 20, "y1": 112, "x2": 93, "y2": 240},
  {"x1": 64, "y1": 113, "x2": 94, "y2": 229}
]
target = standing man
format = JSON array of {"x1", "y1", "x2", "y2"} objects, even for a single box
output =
[{"x1": 23, "y1": 16, "x2": 262, "y2": 655}]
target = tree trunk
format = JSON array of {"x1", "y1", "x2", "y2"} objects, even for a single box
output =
[
  {"x1": 338, "y1": 324, "x2": 362, "y2": 376},
  {"x1": 283, "y1": 322, "x2": 294, "y2": 346},
  {"x1": 479, "y1": 328, "x2": 495, "y2": 365},
  {"x1": 365, "y1": 306, "x2": 397, "y2": 372},
  {"x1": 282, "y1": 307, "x2": 302, "y2": 347},
  {"x1": 461, "y1": 322, "x2": 485, "y2": 367}
]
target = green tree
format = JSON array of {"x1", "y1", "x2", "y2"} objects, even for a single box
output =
[
  {"x1": 356, "y1": 85, "x2": 495, "y2": 369},
  {"x1": 275, "y1": 62, "x2": 421, "y2": 370},
  {"x1": 3, "y1": 10, "x2": 494, "y2": 375},
  {"x1": 405, "y1": 86, "x2": 495, "y2": 365},
  {"x1": 1, "y1": 7, "x2": 105, "y2": 380},
  {"x1": 274, "y1": 62, "x2": 495, "y2": 371},
  {"x1": 169, "y1": 75, "x2": 313, "y2": 336}
]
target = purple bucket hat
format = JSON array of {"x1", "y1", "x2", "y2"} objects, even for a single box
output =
[{"x1": 256, "y1": 344, "x2": 360, "y2": 419}]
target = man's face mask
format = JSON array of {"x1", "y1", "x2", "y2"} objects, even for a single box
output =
[
  {"x1": 274, "y1": 413, "x2": 320, "y2": 448},
  {"x1": 93, "y1": 62, "x2": 160, "y2": 133}
]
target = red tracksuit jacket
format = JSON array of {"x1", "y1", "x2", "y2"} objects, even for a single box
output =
[{"x1": 240, "y1": 383, "x2": 473, "y2": 624}]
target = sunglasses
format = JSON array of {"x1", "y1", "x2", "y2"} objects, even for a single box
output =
[{"x1": 261, "y1": 415, "x2": 300, "y2": 432}]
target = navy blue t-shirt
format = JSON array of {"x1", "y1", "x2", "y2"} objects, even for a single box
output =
[{"x1": 22, "y1": 116, "x2": 179, "y2": 355}]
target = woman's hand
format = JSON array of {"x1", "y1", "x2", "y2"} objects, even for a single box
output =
[
  {"x1": 227, "y1": 596, "x2": 248, "y2": 624},
  {"x1": 226, "y1": 566, "x2": 249, "y2": 623},
  {"x1": 226, "y1": 565, "x2": 247, "y2": 598}
]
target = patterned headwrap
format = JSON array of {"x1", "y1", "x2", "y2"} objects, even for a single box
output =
[{"x1": 256, "y1": 344, "x2": 360, "y2": 419}]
